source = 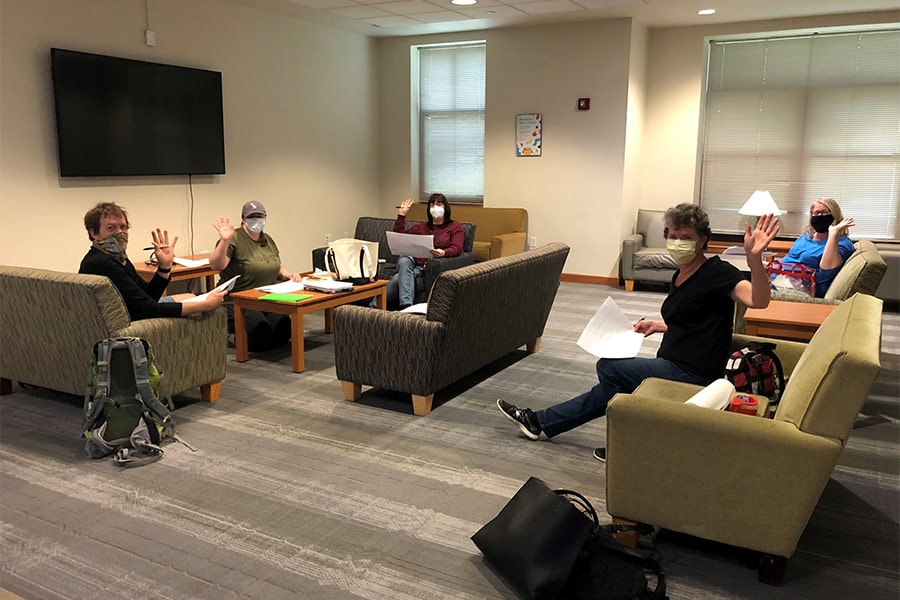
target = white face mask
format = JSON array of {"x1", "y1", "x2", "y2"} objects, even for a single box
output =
[
  {"x1": 666, "y1": 239, "x2": 697, "y2": 265},
  {"x1": 429, "y1": 205, "x2": 445, "y2": 219},
  {"x1": 245, "y1": 218, "x2": 266, "y2": 234}
]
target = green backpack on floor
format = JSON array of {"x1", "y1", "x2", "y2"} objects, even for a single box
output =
[{"x1": 83, "y1": 337, "x2": 175, "y2": 467}]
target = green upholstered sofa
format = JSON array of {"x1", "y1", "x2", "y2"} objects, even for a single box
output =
[
  {"x1": 735, "y1": 240, "x2": 887, "y2": 333},
  {"x1": 333, "y1": 242, "x2": 569, "y2": 415},
  {"x1": 0, "y1": 265, "x2": 227, "y2": 401},
  {"x1": 604, "y1": 293, "x2": 882, "y2": 585},
  {"x1": 407, "y1": 204, "x2": 528, "y2": 262},
  {"x1": 771, "y1": 239, "x2": 886, "y2": 304}
]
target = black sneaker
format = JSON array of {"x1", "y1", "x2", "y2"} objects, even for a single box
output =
[
  {"x1": 497, "y1": 399, "x2": 542, "y2": 440},
  {"x1": 593, "y1": 447, "x2": 607, "y2": 462}
]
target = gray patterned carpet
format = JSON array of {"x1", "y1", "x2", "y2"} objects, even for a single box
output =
[{"x1": 2, "y1": 283, "x2": 898, "y2": 599}]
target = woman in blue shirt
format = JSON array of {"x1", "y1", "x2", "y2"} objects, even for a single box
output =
[{"x1": 782, "y1": 198, "x2": 855, "y2": 297}]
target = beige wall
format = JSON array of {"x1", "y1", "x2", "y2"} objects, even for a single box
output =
[
  {"x1": 378, "y1": 19, "x2": 635, "y2": 277},
  {"x1": 2, "y1": 0, "x2": 894, "y2": 279},
  {"x1": 378, "y1": 10, "x2": 897, "y2": 278},
  {"x1": 0, "y1": 0, "x2": 379, "y2": 272}
]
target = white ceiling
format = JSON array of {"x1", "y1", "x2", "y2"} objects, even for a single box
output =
[{"x1": 228, "y1": 0, "x2": 899, "y2": 36}]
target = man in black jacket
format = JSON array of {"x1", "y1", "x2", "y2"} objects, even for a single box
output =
[{"x1": 79, "y1": 202, "x2": 225, "y2": 321}]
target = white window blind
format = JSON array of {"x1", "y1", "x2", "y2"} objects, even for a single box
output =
[
  {"x1": 700, "y1": 29, "x2": 900, "y2": 240},
  {"x1": 418, "y1": 42, "x2": 485, "y2": 203}
]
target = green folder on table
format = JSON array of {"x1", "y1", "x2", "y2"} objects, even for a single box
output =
[{"x1": 259, "y1": 293, "x2": 314, "y2": 303}]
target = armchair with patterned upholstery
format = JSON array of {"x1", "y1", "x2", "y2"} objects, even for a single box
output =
[
  {"x1": 0, "y1": 265, "x2": 227, "y2": 401},
  {"x1": 312, "y1": 216, "x2": 476, "y2": 305}
]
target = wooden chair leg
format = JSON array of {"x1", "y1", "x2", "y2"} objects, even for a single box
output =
[
  {"x1": 411, "y1": 394, "x2": 433, "y2": 416},
  {"x1": 625, "y1": 279, "x2": 635, "y2": 292},
  {"x1": 526, "y1": 337, "x2": 542, "y2": 353},
  {"x1": 612, "y1": 517, "x2": 640, "y2": 549},
  {"x1": 342, "y1": 381, "x2": 362, "y2": 401},
  {"x1": 201, "y1": 381, "x2": 222, "y2": 402},
  {"x1": 0, "y1": 377, "x2": 12, "y2": 395},
  {"x1": 758, "y1": 554, "x2": 788, "y2": 586}
]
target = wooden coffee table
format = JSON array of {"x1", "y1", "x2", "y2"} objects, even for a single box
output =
[
  {"x1": 744, "y1": 300, "x2": 839, "y2": 342},
  {"x1": 230, "y1": 279, "x2": 387, "y2": 373}
]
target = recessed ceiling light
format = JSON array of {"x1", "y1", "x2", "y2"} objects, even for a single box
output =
[
  {"x1": 698, "y1": 8, "x2": 716, "y2": 15},
  {"x1": 451, "y1": 0, "x2": 477, "y2": 5}
]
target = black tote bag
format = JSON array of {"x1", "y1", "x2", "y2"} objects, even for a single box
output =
[{"x1": 471, "y1": 477, "x2": 598, "y2": 600}]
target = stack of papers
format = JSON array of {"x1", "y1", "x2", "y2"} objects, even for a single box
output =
[
  {"x1": 576, "y1": 297, "x2": 645, "y2": 358},
  {"x1": 301, "y1": 277, "x2": 353, "y2": 293},
  {"x1": 257, "y1": 281, "x2": 306, "y2": 293},
  {"x1": 173, "y1": 257, "x2": 210, "y2": 268}
]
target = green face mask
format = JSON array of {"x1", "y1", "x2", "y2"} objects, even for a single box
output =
[{"x1": 666, "y1": 239, "x2": 697, "y2": 265}]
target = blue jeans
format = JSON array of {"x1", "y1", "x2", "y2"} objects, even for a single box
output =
[
  {"x1": 535, "y1": 357, "x2": 711, "y2": 438},
  {"x1": 386, "y1": 255, "x2": 422, "y2": 306}
]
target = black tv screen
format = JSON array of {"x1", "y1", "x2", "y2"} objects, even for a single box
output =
[{"x1": 50, "y1": 48, "x2": 225, "y2": 177}]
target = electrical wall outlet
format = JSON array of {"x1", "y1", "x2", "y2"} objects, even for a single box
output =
[
  {"x1": 325, "y1": 233, "x2": 331, "y2": 244},
  {"x1": 530, "y1": 236, "x2": 537, "y2": 248}
]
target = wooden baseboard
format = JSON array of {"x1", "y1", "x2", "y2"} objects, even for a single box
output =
[{"x1": 560, "y1": 273, "x2": 620, "y2": 286}]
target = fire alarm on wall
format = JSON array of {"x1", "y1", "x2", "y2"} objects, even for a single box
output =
[{"x1": 577, "y1": 98, "x2": 590, "y2": 111}]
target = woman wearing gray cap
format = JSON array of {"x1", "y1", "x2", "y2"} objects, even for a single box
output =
[{"x1": 210, "y1": 201, "x2": 302, "y2": 350}]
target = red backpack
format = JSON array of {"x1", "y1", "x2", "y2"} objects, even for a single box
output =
[{"x1": 724, "y1": 342, "x2": 785, "y2": 404}]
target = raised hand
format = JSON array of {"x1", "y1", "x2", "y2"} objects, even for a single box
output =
[
  {"x1": 829, "y1": 217, "x2": 855, "y2": 236},
  {"x1": 743, "y1": 213, "x2": 779, "y2": 258},
  {"x1": 213, "y1": 217, "x2": 236, "y2": 242},
  {"x1": 398, "y1": 198, "x2": 414, "y2": 216},
  {"x1": 151, "y1": 228, "x2": 178, "y2": 268}
]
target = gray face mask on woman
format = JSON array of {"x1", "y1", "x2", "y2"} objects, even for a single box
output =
[{"x1": 245, "y1": 218, "x2": 266, "y2": 234}]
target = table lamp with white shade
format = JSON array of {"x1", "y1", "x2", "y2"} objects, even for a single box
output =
[
  {"x1": 739, "y1": 190, "x2": 784, "y2": 216},
  {"x1": 735, "y1": 190, "x2": 781, "y2": 262}
]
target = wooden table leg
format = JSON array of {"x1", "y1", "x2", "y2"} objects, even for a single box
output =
[
  {"x1": 374, "y1": 287, "x2": 387, "y2": 310},
  {"x1": 204, "y1": 274, "x2": 216, "y2": 293},
  {"x1": 234, "y1": 302, "x2": 249, "y2": 363},
  {"x1": 290, "y1": 312, "x2": 305, "y2": 373},
  {"x1": 324, "y1": 308, "x2": 334, "y2": 334}
]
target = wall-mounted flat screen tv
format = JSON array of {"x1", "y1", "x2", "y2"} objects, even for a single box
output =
[{"x1": 50, "y1": 48, "x2": 226, "y2": 177}]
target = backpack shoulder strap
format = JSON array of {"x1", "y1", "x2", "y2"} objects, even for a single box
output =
[
  {"x1": 123, "y1": 337, "x2": 171, "y2": 421},
  {"x1": 762, "y1": 344, "x2": 786, "y2": 401},
  {"x1": 84, "y1": 338, "x2": 114, "y2": 425}
]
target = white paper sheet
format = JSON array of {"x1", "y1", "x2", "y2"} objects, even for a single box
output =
[
  {"x1": 385, "y1": 231, "x2": 434, "y2": 259},
  {"x1": 301, "y1": 277, "x2": 353, "y2": 293},
  {"x1": 182, "y1": 275, "x2": 240, "y2": 302},
  {"x1": 257, "y1": 280, "x2": 306, "y2": 293},
  {"x1": 400, "y1": 302, "x2": 428, "y2": 314},
  {"x1": 173, "y1": 257, "x2": 210, "y2": 268},
  {"x1": 576, "y1": 297, "x2": 645, "y2": 359}
]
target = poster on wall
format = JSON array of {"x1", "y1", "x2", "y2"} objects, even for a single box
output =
[{"x1": 516, "y1": 113, "x2": 542, "y2": 157}]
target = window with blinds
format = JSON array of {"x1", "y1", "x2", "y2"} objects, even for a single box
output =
[
  {"x1": 699, "y1": 28, "x2": 900, "y2": 240},
  {"x1": 417, "y1": 42, "x2": 486, "y2": 203}
]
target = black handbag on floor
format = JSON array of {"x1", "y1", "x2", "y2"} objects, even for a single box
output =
[{"x1": 471, "y1": 477, "x2": 598, "y2": 600}]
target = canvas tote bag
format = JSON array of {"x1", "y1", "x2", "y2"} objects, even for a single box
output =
[{"x1": 325, "y1": 238, "x2": 378, "y2": 284}]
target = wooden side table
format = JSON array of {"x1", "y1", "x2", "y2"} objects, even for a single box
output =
[{"x1": 744, "y1": 300, "x2": 839, "y2": 342}]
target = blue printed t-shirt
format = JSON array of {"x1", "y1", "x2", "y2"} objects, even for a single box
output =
[{"x1": 781, "y1": 234, "x2": 855, "y2": 297}]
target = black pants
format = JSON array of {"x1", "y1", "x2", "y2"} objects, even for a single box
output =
[{"x1": 225, "y1": 303, "x2": 291, "y2": 351}]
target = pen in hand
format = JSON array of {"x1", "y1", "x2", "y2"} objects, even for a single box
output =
[{"x1": 143, "y1": 245, "x2": 170, "y2": 250}]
